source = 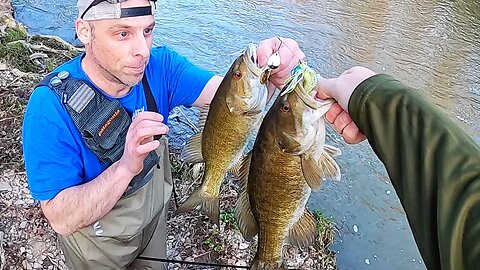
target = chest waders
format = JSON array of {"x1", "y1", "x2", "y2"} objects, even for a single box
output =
[{"x1": 36, "y1": 72, "x2": 172, "y2": 269}]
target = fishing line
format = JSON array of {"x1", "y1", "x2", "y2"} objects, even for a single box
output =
[
  {"x1": 137, "y1": 255, "x2": 306, "y2": 269},
  {"x1": 137, "y1": 256, "x2": 250, "y2": 269}
]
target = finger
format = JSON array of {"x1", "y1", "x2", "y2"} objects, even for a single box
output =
[
  {"x1": 281, "y1": 37, "x2": 305, "y2": 61},
  {"x1": 270, "y1": 56, "x2": 301, "y2": 88},
  {"x1": 316, "y1": 78, "x2": 336, "y2": 100},
  {"x1": 324, "y1": 103, "x2": 344, "y2": 124},
  {"x1": 131, "y1": 125, "x2": 169, "y2": 143},
  {"x1": 342, "y1": 122, "x2": 367, "y2": 144},
  {"x1": 257, "y1": 38, "x2": 280, "y2": 68},
  {"x1": 129, "y1": 111, "x2": 164, "y2": 130},
  {"x1": 332, "y1": 111, "x2": 352, "y2": 135},
  {"x1": 135, "y1": 140, "x2": 161, "y2": 156},
  {"x1": 271, "y1": 47, "x2": 295, "y2": 75}
]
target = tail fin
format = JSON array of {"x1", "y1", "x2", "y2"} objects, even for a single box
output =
[
  {"x1": 250, "y1": 259, "x2": 287, "y2": 270},
  {"x1": 176, "y1": 189, "x2": 220, "y2": 226}
]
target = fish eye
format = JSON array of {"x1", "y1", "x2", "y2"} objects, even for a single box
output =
[
  {"x1": 280, "y1": 101, "x2": 290, "y2": 112},
  {"x1": 233, "y1": 70, "x2": 242, "y2": 80}
]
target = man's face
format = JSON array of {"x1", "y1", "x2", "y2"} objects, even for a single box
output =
[{"x1": 83, "y1": 0, "x2": 155, "y2": 87}]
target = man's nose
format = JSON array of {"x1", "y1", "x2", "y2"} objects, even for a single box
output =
[{"x1": 134, "y1": 34, "x2": 150, "y2": 58}]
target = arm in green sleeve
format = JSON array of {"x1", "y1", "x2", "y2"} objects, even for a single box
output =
[{"x1": 348, "y1": 74, "x2": 480, "y2": 270}]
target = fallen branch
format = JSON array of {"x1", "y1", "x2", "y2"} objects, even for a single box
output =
[
  {"x1": 32, "y1": 34, "x2": 84, "y2": 54},
  {"x1": 7, "y1": 40, "x2": 76, "y2": 60}
]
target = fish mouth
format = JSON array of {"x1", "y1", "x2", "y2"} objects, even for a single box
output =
[{"x1": 243, "y1": 43, "x2": 272, "y2": 84}]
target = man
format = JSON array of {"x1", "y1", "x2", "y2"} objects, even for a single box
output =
[
  {"x1": 22, "y1": 0, "x2": 305, "y2": 269},
  {"x1": 315, "y1": 66, "x2": 480, "y2": 270}
]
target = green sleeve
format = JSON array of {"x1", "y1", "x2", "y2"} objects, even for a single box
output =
[{"x1": 348, "y1": 74, "x2": 480, "y2": 270}]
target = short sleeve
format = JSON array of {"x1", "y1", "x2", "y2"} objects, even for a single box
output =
[
  {"x1": 149, "y1": 47, "x2": 214, "y2": 110},
  {"x1": 22, "y1": 86, "x2": 84, "y2": 201}
]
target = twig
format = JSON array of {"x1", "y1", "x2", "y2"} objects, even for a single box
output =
[{"x1": 0, "y1": 117, "x2": 14, "y2": 123}]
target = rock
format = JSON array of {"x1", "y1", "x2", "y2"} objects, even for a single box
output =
[
  {"x1": 0, "y1": 181, "x2": 12, "y2": 191},
  {"x1": 238, "y1": 243, "x2": 249, "y2": 250},
  {"x1": 25, "y1": 198, "x2": 34, "y2": 204},
  {"x1": 14, "y1": 199, "x2": 25, "y2": 205},
  {"x1": 20, "y1": 221, "x2": 28, "y2": 229},
  {"x1": 20, "y1": 246, "x2": 26, "y2": 253},
  {"x1": 33, "y1": 262, "x2": 42, "y2": 269}
]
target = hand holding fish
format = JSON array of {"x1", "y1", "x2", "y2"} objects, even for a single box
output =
[
  {"x1": 315, "y1": 66, "x2": 376, "y2": 144},
  {"x1": 257, "y1": 37, "x2": 306, "y2": 90}
]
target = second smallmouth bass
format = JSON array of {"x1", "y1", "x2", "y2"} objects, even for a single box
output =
[{"x1": 236, "y1": 64, "x2": 341, "y2": 269}]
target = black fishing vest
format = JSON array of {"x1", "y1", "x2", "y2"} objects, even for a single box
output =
[{"x1": 35, "y1": 71, "x2": 160, "y2": 196}]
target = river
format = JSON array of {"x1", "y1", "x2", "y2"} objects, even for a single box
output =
[{"x1": 11, "y1": 0, "x2": 480, "y2": 269}]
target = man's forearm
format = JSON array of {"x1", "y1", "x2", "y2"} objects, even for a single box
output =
[
  {"x1": 41, "y1": 161, "x2": 134, "y2": 236},
  {"x1": 349, "y1": 74, "x2": 480, "y2": 269}
]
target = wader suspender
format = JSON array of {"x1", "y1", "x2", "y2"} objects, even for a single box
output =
[{"x1": 36, "y1": 72, "x2": 159, "y2": 196}]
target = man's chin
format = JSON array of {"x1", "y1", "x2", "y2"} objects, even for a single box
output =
[{"x1": 122, "y1": 73, "x2": 144, "y2": 87}]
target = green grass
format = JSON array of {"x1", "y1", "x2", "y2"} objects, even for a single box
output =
[
  {"x1": 312, "y1": 210, "x2": 335, "y2": 247},
  {"x1": 219, "y1": 208, "x2": 238, "y2": 230},
  {"x1": 203, "y1": 236, "x2": 223, "y2": 253}
]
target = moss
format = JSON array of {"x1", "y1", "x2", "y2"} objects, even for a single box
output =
[
  {"x1": 0, "y1": 42, "x2": 38, "y2": 72},
  {"x1": 0, "y1": 26, "x2": 28, "y2": 44},
  {"x1": 0, "y1": 26, "x2": 81, "y2": 73}
]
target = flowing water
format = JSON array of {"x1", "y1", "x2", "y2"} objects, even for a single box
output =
[{"x1": 12, "y1": 0, "x2": 480, "y2": 269}]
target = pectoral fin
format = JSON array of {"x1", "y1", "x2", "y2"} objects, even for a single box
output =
[
  {"x1": 287, "y1": 209, "x2": 317, "y2": 248},
  {"x1": 181, "y1": 132, "x2": 203, "y2": 164},
  {"x1": 229, "y1": 152, "x2": 252, "y2": 182},
  {"x1": 324, "y1": 144, "x2": 342, "y2": 157},
  {"x1": 301, "y1": 155, "x2": 324, "y2": 190},
  {"x1": 319, "y1": 151, "x2": 341, "y2": 181}
]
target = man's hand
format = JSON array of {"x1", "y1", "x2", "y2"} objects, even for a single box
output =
[
  {"x1": 257, "y1": 37, "x2": 306, "y2": 90},
  {"x1": 118, "y1": 111, "x2": 169, "y2": 176},
  {"x1": 316, "y1": 66, "x2": 377, "y2": 144}
]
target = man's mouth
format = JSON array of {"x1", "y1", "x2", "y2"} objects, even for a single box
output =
[{"x1": 127, "y1": 64, "x2": 145, "y2": 74}]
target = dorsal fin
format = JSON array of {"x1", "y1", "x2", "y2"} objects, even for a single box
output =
[{"x1": 197, "y1": 105, "x2": 209, "y2": 131}]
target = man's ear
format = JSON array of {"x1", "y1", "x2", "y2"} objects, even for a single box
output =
[{"x1": 75, "y1": 19, "x2": 92, "y2": 45}]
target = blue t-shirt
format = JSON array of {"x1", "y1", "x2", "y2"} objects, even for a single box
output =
[{"x1": 22, "y1": 46, "x2": 214, "y2": 201}]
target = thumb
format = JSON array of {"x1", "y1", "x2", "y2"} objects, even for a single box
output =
[
  {"x1": 256, "y1": 38, "x2": 281, "y2": 68},
  {"x1": 315, "y1": 77, "x2": 336, "y2": 100}
]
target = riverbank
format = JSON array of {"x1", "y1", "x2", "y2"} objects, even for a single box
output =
[{"x1": 0, "y1": 1, "x2": 337, "y2": 269}]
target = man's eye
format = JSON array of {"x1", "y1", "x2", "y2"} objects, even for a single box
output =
[
  {"x1": 119, "y1": 31, "x2": 128, "y2": 38},
  {"x1": 144, "y1": 28, "x2": 153, "y2": 35}
]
